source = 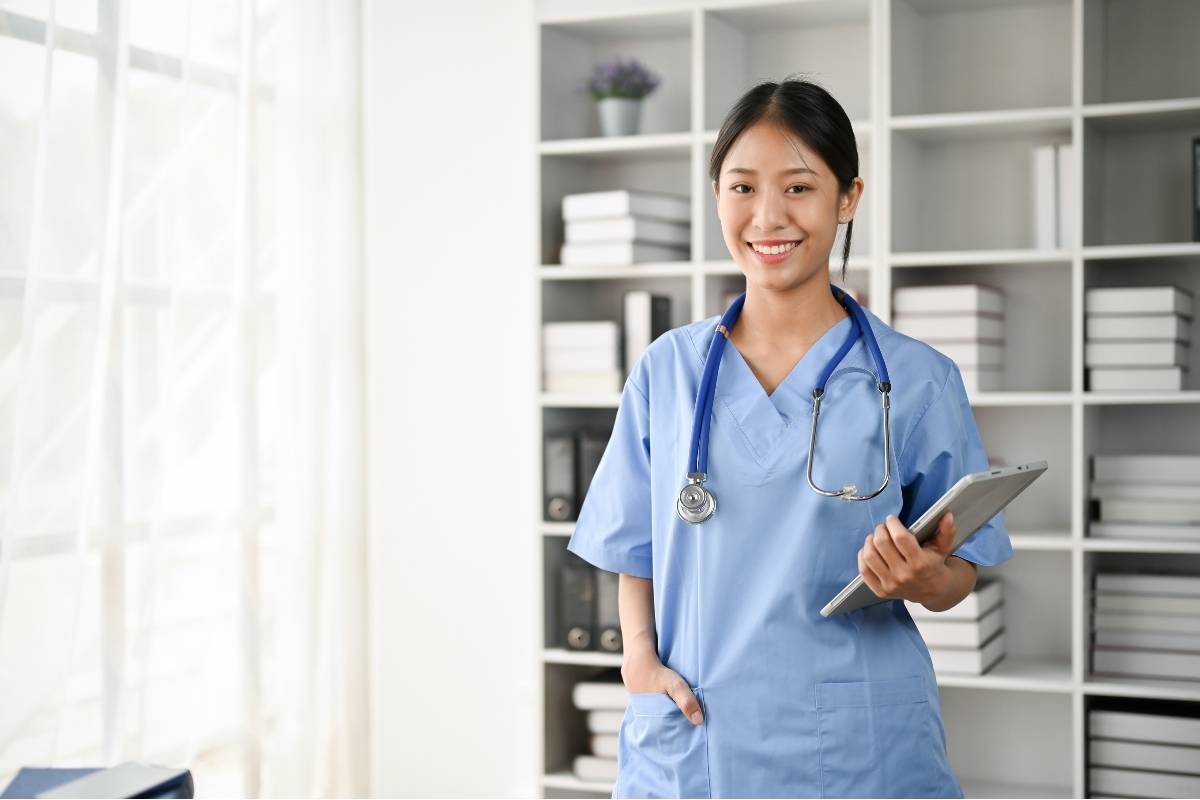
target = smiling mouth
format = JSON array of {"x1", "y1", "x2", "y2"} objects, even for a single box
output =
[{"x1": 747, "y1": 240, "x2": 802, "y2": 255}]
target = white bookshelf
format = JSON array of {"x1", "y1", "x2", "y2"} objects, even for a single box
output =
[{"x1": 534, "y1": 1, "x2": 1200, "y2": 798}]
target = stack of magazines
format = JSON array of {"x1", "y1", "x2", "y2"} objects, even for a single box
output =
[
  {"x1": 560, "y1": 189, "x2": 690, "y2": 267},
  {"x1": 1089, "y1": 454, "x2": 1200, "y2": 542},
  {"x1": 892, "y1": 284, "x2": 1005, "y2": 393},
  {"x1": 1090, "y1": 572, "x2": 1200, "y2": 682},
  {"x1": 571, "y1": 674, "x2": 627, "y2": 784},
  {"x1": 905, "y1": 576, "x2": 1006, "y2": 675}
]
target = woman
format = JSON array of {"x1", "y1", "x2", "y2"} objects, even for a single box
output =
[{"x1": 566, "y1": 77, "x2": 1013, "y2": 799}]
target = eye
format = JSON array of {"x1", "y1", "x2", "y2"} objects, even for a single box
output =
[
  {"x1": 731, "y1": 183, "x2": 751, "y2": 194},
  {"x1": 788, "y1": 185, "x2": 811, "y2": 194}
]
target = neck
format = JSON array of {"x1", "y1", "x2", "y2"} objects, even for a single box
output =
[{"x1": 733, "y1": 270, "x2": 850, "y2": 351}]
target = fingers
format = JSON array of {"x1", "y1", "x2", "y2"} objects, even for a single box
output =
[
  {"x1": 858, "y1": 546, "x2": 888, "y2": 599},
  {"x1": 886, "y1": 514, "x2": 922, "y2": 561},
  {"x1": 665, "y1": 674, "x2": 704, "y2": 726},
  {"x1": 869, "y1": 517, "x2": 910, "y2": 571}
]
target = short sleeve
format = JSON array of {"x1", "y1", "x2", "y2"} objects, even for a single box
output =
[
  {"x1": 897, "y1": 361, "x2": 1013, "y2": 568},
  {"x1": 565, "y1": 368, "x2": 653, "y2": 579}
]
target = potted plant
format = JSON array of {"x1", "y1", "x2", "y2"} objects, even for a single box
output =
[{"x1": 584, "y1": 58, "x2": 661, "y2": 137}]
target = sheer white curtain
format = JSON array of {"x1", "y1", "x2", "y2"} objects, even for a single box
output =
[{"x1": 0, "y1": 0, "x2": 368, "y2": 796}]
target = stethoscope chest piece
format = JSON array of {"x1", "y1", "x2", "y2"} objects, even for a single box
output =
[{"x1": 677, "y1": 473, "x2": 716, "y2": 524}]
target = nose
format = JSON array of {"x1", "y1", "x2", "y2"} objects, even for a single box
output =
[{"x1": 750, "y1": 186, "x2": 788, "y2": 234}]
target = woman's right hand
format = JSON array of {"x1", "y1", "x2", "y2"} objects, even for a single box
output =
[{"x1": 621, "y1": 647, "x2": 705, "y2": 726}]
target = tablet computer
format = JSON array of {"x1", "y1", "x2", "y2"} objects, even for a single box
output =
[{"x1": 819, "y1": 460, "x2": 1048, "y2": 618}]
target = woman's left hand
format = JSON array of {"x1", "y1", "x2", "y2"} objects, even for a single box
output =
[{"x1": 857, "y1": 512, "x2": 956, "y2": 605}]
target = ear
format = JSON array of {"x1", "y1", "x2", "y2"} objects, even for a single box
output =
[
  {"x1": 711, "y1": 180, "x2": 719, "y2": 204},
  {"x1": 838, "y1": 176, "x2": 865, "y2": 222}
]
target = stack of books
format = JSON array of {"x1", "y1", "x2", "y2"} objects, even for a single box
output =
[
  {"x1": 1090, "y1": 572, "x2": 1200, "y2": 682},
  {"x1": 1088, "y1": 707, "x2": 1200, "y2": 798},
  {"x1": 571, "y1": 675, "x2": 627, "y2": 784},
  {"x1": 560, "y1": 189, "x2": 690, "y2": 267},
  {"x1": 892, "y1": 285, "x2": 1005, "y2": 393},
  {"x1": 905, "y1": 576, "x2": 1006, "y2": 675},
  {"x1": 1030, "y1": 142, "x2": 1076, "y2": 250},
  {"x1": 542, "y1": 321, "x2": 621, "y2": 394},
  {"x1": 1084, "y1": 286, "x2": 1193, "y2": 392},
  {"x1": 1089, "y1": 454, "x2": 1200, "y2": 543}
]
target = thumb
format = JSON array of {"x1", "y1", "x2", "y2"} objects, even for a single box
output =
[
  {"x1": 664, "y1": 673, "x2": 704, "y2": 726},
  {"x1": 929, "y1": 511, "x2": 956, "y2": 556}
]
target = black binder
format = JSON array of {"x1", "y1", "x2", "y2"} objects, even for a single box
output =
[
  {"x1": 559, "y1": 551, "x2": 596, "y2": 650},
  {"x1": 595, "y1": 568, "x2": 622, "y2": 652},
  {"x1": 577, "y1": 430, "x2": 609, "y2": 503},
  {"x1": 544, "y1": 433, "x2": 577, "y2": 521}
]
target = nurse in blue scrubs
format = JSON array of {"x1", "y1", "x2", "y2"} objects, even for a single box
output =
[{"x1": 566, "y1": 77, "x2": 1013, "y2": 799}]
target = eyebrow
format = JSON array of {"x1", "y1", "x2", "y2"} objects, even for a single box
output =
[{"x1": 725, "y1": 167, "x2": 818, "y2": 176}]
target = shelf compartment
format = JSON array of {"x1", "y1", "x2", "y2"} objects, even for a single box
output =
[
  {"x1": 891, "y1": 124, "x2": 1073, "y2": 253},
  {"x1": 540, "y1": 149, "x2": 692, "y2": 267},
  {"x1": 940, "y1": 686, "x2": 1073, "y2": 795},
  {"x1": 1083, "y1": 256, "x2": 1200, "y2": 392},
  {"x1": 1081, "y1": 105, "x2": 1200, "y2": 247},
  {"x1": 702, "y1": 0, "x2": 871, "y2": 131},
  {"x1": 935, "y1": 656, "x2": 1072, "y2": 694},
  {"x1": 540, "y1": 11, "x2": 692, "y2": 142},
  {"x1": 890, "y1": 262, "x2": 1072, "y2": 392},
  {"x1": 1083, "y1": 0, "x2": 1200, "y2": 106},
  {"x1": 890, "y1": 0, "x2": 1071, "y2": 116}
]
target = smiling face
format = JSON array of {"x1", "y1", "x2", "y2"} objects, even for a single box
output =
[{"x1": 712, "y1": 120, "x2": 863, "y2": 292}]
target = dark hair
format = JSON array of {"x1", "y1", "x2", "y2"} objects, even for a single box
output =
[{"x1": 708, "y1": 76, "x2": 859, "y2": 283}]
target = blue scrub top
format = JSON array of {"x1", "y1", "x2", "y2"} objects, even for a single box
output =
[{"x1": 566, "y1": 302, "x2": 1013, "y2": 799}]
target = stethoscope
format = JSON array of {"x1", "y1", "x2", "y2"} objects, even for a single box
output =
[{"x1": 676, "y1": 284, "x2": 894, "y2": 524}]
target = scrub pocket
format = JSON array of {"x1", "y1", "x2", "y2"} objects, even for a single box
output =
[
  {"x1": 615, "y1": 688, "x2": 711, "y2": 799},
  {"x1": 816, "y1": 675, "x2": 960, "y2": 798}
]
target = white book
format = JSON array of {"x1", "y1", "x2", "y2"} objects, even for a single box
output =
[
  {"x1": 543, "y1": 369, "x2": 623, "y2": 395},
  {"x1": 560, "y1": 240, "x2": 688, "y2": 266},
  {"x1": 562, "y1": 189, "x2": 691, "y2": 223},
  {"x1": 591, "y1": 733, "x2": 619, "y2": 759},
  {"x1": 1090, "y1": 521, "x2": 1200, "y2": 542},
  {"x1": 1093, "y1": 592, "x2": 1200, "y2": 615},
  {"x1": 573, "y1": 754, "x2": 618, "y2": 783},
  {"x1": 544, "y1": 346, "x2": 621, "y2": 372},
  {"x1": 892, "y1": 285, "x2": 1004, "y2": 316},
  {"x1": 1092, "y1": 647, "x2": 1200, "y2": 681},
  {"x1": 906, "y1": 577, "x2": 1003, "y2": 621},
  {"x1": 933, "y1": 341, "x2": 1004, "y2": 367},
  {"x1": 543, "y1": 321, "x2": 621, "y2": 348},
  {"x1": 1090, "y1": 482, "x2": 1200, "y2": 502},
  {"x1": 959, "y1": 367, "x2": 1004, "y2": 393},
  {"x1": 1093, "y1": 454, "x2": 1200, "y2": 485},
  {"x1": 572, "y1": 680, "x2": 629, "y2": 711},
  {"x1": 566, "y1": 215, "x2": 691, "y2": 246},
  {"x1": 1056, "y1": 142, "x2": 1076, "y2": 249},
  {"x1": 1089, "y1": 366, "x2": 1185, "y2": 391},
  {"x1": 1095, "y1": 573, "x2": 1200, "y2": 596},
  {"x1": 929, "y1": 629, "x2": 1005, "y2": 675},
  {"x1": 1100, "y1": 498, "x2": 1200, "y2": 525},
  {"x1": 1094, "y1": 629, "x2": 1200, "y2": 652},
  {"x1": 1089, "y1": 739, "x2": 1200, "y2": 777},
  {"x1": 1092, "y1": 611, "x2": 1200, "y2": 635},
  {"x1": 1032, "y1": 144, "x2": 1058, "y2": 250},
  {"x1": 892, "y1": 313, "x2": 1004, "y2": 342},
  {"x1": 1085, "y1": 340, "x2": 1189, "y2": 367},
  {"x1": 913, "y1": 604, "x2": 1003, "y2": 648},
  {"x1": 1086, "y1": 313, "x2": 1191, "y2": 342},
  {"x1": 1085, "y1": 286, "x2": 1194, "y2": 317},
  {"x1": 587, "y1": 709, "x2": 623, "y2": 734},
  {"x1": 1089, "y1": 709, "x2": 1200, "y2": 747},
  {"x1": 1089, "y1": 766, "x2": 1200, "y2": 798},
  {"x1": 623, "y1": 291, "x2": 670, "y2": 377}
]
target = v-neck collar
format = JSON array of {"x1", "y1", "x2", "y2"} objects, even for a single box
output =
[{"x1": 688, "y1": 310, "x2": 860, "y2": 472}]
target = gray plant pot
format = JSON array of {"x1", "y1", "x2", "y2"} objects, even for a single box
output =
[{"x1": 597, "y1": 97, "x2": 643, "y2": 137}]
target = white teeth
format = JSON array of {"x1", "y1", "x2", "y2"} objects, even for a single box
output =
[{"x1": 750, "y1": 241, "x2": 799, "y2": 255}]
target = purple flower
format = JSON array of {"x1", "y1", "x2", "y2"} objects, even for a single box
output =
[{"x1": 581, "y1": 58, "x2": 661, "y2": 100}]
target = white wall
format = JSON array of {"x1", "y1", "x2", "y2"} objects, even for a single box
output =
[{"x1": 363, "y1": 1, "x2": 539, "y2": 796}]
